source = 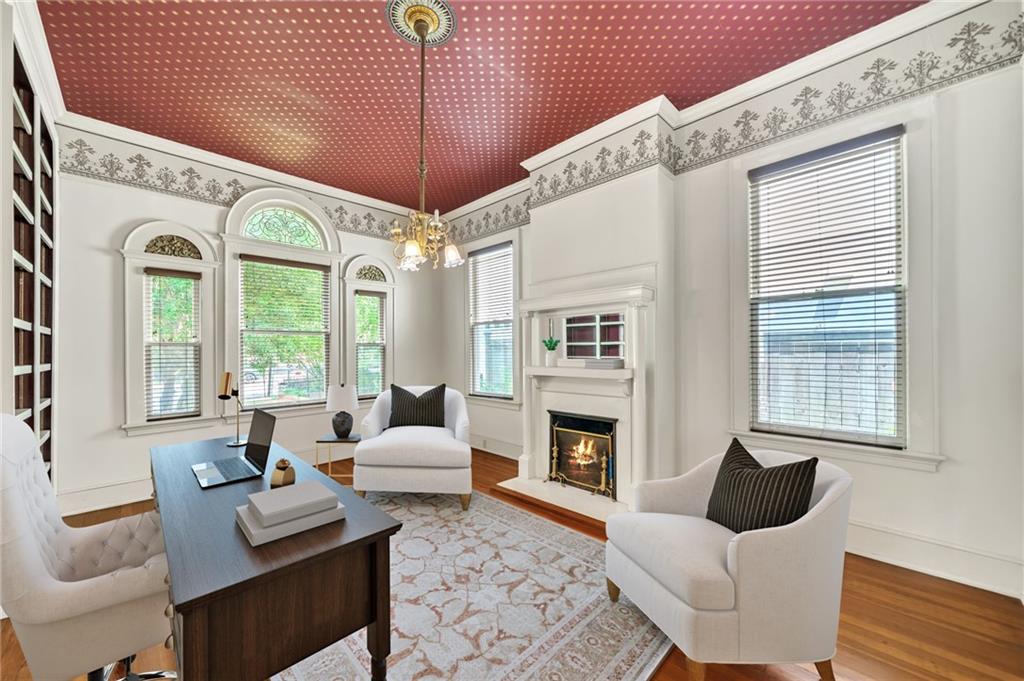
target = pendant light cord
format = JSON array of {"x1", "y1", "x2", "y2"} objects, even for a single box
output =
[{"x1": 417, "y1": 23, "x2": 428, "y2": 214}]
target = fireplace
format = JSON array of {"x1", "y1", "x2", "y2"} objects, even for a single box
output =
[{"x1": 548, "y1": 411, "x2": 617, "y2": 499}]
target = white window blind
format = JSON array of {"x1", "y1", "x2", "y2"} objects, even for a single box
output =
[
  {"x1": 355, "y1": 290, "x2": 386, "y2": 399},
  {"x1": 239, "y1": 255, "x2": 330, "y2": 409},
  {"x1": 144, "y1": 269, "x2": 201, "y2": 421},
  {"x1": 749, "y1": 125, "x2": 906, "y2": 448},
  {"x1": 468, "y1": 242, "x2": 514, "y2": 398}
]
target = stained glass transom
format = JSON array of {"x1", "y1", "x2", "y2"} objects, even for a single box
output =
[
  {"x1": 356, "y1": 265, "x2": 386, "y2": 282},
  {"x1": 243, "y1": 207, "x2": 324, "y2": 249},
  {"x1": 145, "y1": 234, "x2": 202, "y2": 259}
]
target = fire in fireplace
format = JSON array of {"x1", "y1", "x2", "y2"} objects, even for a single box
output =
[{"x1": 548, "y1": 411, "x2": 617, "y2": 499}]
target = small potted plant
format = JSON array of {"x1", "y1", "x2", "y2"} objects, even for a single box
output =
[{"x1": 542, "y1": 337, "x2": 560, "y2": 367}]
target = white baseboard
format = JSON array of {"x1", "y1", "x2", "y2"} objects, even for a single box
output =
[
  {"x1": 57, "y1": 477, "x2": 154, "y2": 517},
  {"x1": 847, "y1": 519, "x2": 1023, "y2": 599},
  {"x1": 470, "y1": 434, "x2": 522, "y2": 459}
]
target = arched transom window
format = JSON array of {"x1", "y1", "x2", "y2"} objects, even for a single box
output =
[{"x1": 243, "y1": 207, "x2": 324, "y2": 249}]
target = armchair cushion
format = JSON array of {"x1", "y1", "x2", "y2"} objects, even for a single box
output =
[
  {"x1": 389, "y1": 383, "x2": 446, "y2": 428},
  {"x1": 706, "y1": 438, "x2": 818, "y2": 533},
  {"x1": 607, "y1": 512, "x2": 736, "y2": 610},
  {"x1": 355, "y1": 426, "x2": 471, "y2": 468}
]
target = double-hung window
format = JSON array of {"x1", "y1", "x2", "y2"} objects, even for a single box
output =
[
  {"x1": 354, "y1": 290, "x2": 386, "y2": 399},
  {"x1": 239, "y1": 255, "x2": 330, "y2": 409},
  {"x1": 748, "y1": 126, "x2": 906, "y2": 447},
  {"x1": 144, "y1": 268, "x2": 201, "y2": 420},
  {"x1": 468, "y1": 242, "x2": 514, "y2": 399}
]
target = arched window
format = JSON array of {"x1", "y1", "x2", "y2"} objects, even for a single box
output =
[{"x1": 243, "y1": 207, "x2": 324, "y2": 249}]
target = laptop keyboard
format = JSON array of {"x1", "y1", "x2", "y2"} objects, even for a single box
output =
[{"x1": 214, "y1": 456, "x2": 254, "y2": 479}]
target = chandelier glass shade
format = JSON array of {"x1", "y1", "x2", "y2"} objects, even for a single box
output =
[{"x1": 386, "y1": 0, "x2": 463, "y2": 272}]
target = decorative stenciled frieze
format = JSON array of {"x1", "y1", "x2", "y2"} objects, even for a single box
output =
[
  {"x1": 58, "y1": 127, "x2": 406, "y2": 240},
  {"x1": 448, "y1": 188, "x2": 532, "y2": 243},
  {"x1": 674, "y1": 3, "x2": 1023, "y2": 173},
  {"x1": 529, "y1": 116, "x2": 679, "y2": 209}
]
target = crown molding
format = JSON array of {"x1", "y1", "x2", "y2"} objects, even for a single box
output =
[
  {"x1": 58, "y1": 112, "x2": 413, "y2": 216},
  {"x1": 520, "y1": 96, "x2": 678, "y2": 173},
  {"x1": 673, "y1": 0, "x2": 991, "y2": 127},
  {"x1": 442, "y1": 178, "x2": 530, "y2": 221},
  {"x1": 11, "y1": 0, "x2": 66, "y2": 124}
]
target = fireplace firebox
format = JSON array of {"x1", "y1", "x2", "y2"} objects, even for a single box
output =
[{"x1": 548, "y1": 411, "x2": 617, "y2": 499}]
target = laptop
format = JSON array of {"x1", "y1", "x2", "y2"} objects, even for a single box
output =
[{"x1": 192, "y1": 409, "x2": 277, "y2": 489}]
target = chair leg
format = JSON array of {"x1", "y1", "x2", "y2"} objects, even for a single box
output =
[
  {"x1": 459, "y1": 494, "x2": 472, "y2": 511},
  {"x1": 814, "y1": 659, "x2": 836, "y2": 681},
  {"x1": 606, "y1": 577, "x2": 620, "y2": 602},
  {"x1": 354, "y1": 490, "x2": 366, "y2": 498},
  {"x1": 685, "y1": 658, "x2": 706, "y2": 681}
]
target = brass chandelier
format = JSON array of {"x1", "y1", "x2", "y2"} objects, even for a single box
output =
[{"x1": 386, "y1": 0, "x2": 463, "y2": 272}]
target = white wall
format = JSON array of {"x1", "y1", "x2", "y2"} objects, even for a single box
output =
[
  {"x1": 55, "y1": 173, "x2": 446, "y2": 514},
  {"x1": 442, "y1": 165, "x2": 679, "y2": 480},
  {"x1": 678, "y1": 67, "x2": 1023, "y2": 597}
]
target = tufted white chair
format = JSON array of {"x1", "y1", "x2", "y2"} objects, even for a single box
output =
[
  {"x1": 605, "y1": 449, "x2": 852, "y2": 681},
  {"x1": 1, "y1": 414, "x2": 175, "y2": 680},
  {"x1": 353, "y1": 386, "x2": 473, "y2": 510}
]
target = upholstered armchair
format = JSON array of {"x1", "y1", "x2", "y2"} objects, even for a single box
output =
[
  {"x1": 605, "y1": 449, "x2": 852, "y2": 681},
  {"x1": 1, "y1": 414, "x2": 176, "y2": 680},
  {"x1": 353, "y1": 386, "x2": 473, "y2": 510}
]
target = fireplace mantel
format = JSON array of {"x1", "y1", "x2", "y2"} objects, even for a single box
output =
[
  {"x1": 525, "y1": 366, "x2": 634, "y2": 395},
  {"x1": 511, "y1": 282, "x2": 656, "y2": 516}
]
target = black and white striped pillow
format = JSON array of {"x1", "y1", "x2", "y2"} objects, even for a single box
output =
[
  {"x1": 705, "y1": 438, "x2": 818, "y2": 533},
  {"x1": 388, "y1": 384, "x2": 446, "y2": 428}
]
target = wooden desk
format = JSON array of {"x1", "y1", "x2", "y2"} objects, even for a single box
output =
[{"x1": 151, "y1": 437, "x2": 402, "y2": 681}]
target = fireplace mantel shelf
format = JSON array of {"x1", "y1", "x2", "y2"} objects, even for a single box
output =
[{"x1": 525, "y1": 366, "x2": 634, "y2": 380}]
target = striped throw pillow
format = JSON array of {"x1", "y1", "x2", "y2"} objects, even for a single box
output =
[
  {"x1": 388, "y1": 384, "x2": 446, "y2": 428},
  {"x1": 705, "y1": 439, "x2": 818, "y2": 533}
]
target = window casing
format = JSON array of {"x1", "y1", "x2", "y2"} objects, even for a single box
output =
[
  {"x1": 355, "y1": 290, "x2": 386, "y2": 399},
  {"x1": 239, "y1": 255, "x2": 330, "y2": 409},
  {"x1": 748, "y1": 126, "x2": 906, "y2": 448},
  {"x1": 468, "y1": 242, "x2": 514, "y2": 399},
  {"x1": 564, "y1": 313, "x2": 625, "y2": 358},
  {"x1": 144, "y1": 269, "x2": 201, "y2": 421}
]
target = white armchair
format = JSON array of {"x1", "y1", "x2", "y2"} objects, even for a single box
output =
[
  {"x1": 353, "y1": 386, "x2": 473, "y2": 510},
  {"x1": 605, "y1": 449, "x2": 852, "y2": 681},
  {"x1": 0, "y1": 414, "x2": 176, "y2": 680}
]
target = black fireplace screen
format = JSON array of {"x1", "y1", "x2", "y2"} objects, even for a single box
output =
[{"x1": 548, "y1": 411, "x2": 617, "y2": 499}]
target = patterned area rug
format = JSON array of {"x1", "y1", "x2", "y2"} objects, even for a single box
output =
[{"x1": 273, "y1": 491, "x2": 671, "y2": 681}]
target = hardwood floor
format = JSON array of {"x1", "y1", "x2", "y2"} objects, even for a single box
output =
[{"x1": 3, "y1": 449, "x2": 1022, "y2": 681}]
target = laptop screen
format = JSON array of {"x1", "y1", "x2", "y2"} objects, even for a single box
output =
[{"x1": 244, "y1": 409, "x2": 276, "y2": 472}]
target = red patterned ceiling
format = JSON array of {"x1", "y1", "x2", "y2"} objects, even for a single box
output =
[{"x1": 39, "y1": 1, "x2": 923, "y2": 212}]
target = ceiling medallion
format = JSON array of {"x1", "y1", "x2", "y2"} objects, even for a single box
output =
[
  {"x1": 385, "y1": 0, "x2": 463, "y2": 272},
  {"x1": 385, "y1": 0, "x2": 457, "y2": 48}
]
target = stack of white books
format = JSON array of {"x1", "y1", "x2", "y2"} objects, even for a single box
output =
[
  {"x1": 235, "y1": 480, "x2": 345, "y2": 547},
  {"x1": 556, "y1": 358, "x2": 625, "y2": 369}
]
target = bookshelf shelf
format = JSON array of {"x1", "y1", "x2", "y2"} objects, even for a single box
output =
[{"x1": 7, "y1": 42, "x2": 58, "y2": 481}]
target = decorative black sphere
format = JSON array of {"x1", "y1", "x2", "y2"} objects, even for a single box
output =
[{"x1": 332, "y1": 411, "x2": 354, "y2": 438}]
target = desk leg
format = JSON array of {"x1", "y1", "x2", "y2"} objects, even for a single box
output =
[{"x1": 366, "y1": 537, "x2": 390, "y2": 680}]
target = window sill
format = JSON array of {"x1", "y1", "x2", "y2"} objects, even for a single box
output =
[
  {"x1": 467, "y1": 395, "x2": 521, "y2": 411},
  {"x1": 225, "y1": 403, "x2": 329, "y2": 424},
  {"x1": 728, "y1": 429, "x2": 945, "y2": 473},
  {"x1": 123, "y1": 415, "x2": 222, "y2": 437}
]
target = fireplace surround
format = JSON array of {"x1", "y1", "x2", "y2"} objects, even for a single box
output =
[{"x1": 548, "y1": 411, "x2": 617, "y2": 499}]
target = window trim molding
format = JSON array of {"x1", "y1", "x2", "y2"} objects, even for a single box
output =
[
  {"x1": 223, "y1": 189, "x2": 344, "y2": 413},
  {"x1": 121, "y1": 221, "x2": 220, "y2": 432},
  {"x1": 465, "y1": 231, "x2": 520, "y2": 403},
  {"x1": 343, "y1": 255, "x2": 396, "y2": 400},
  {"x1": 727, "y1": 98, "x2": 945, "y2": 472}
]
